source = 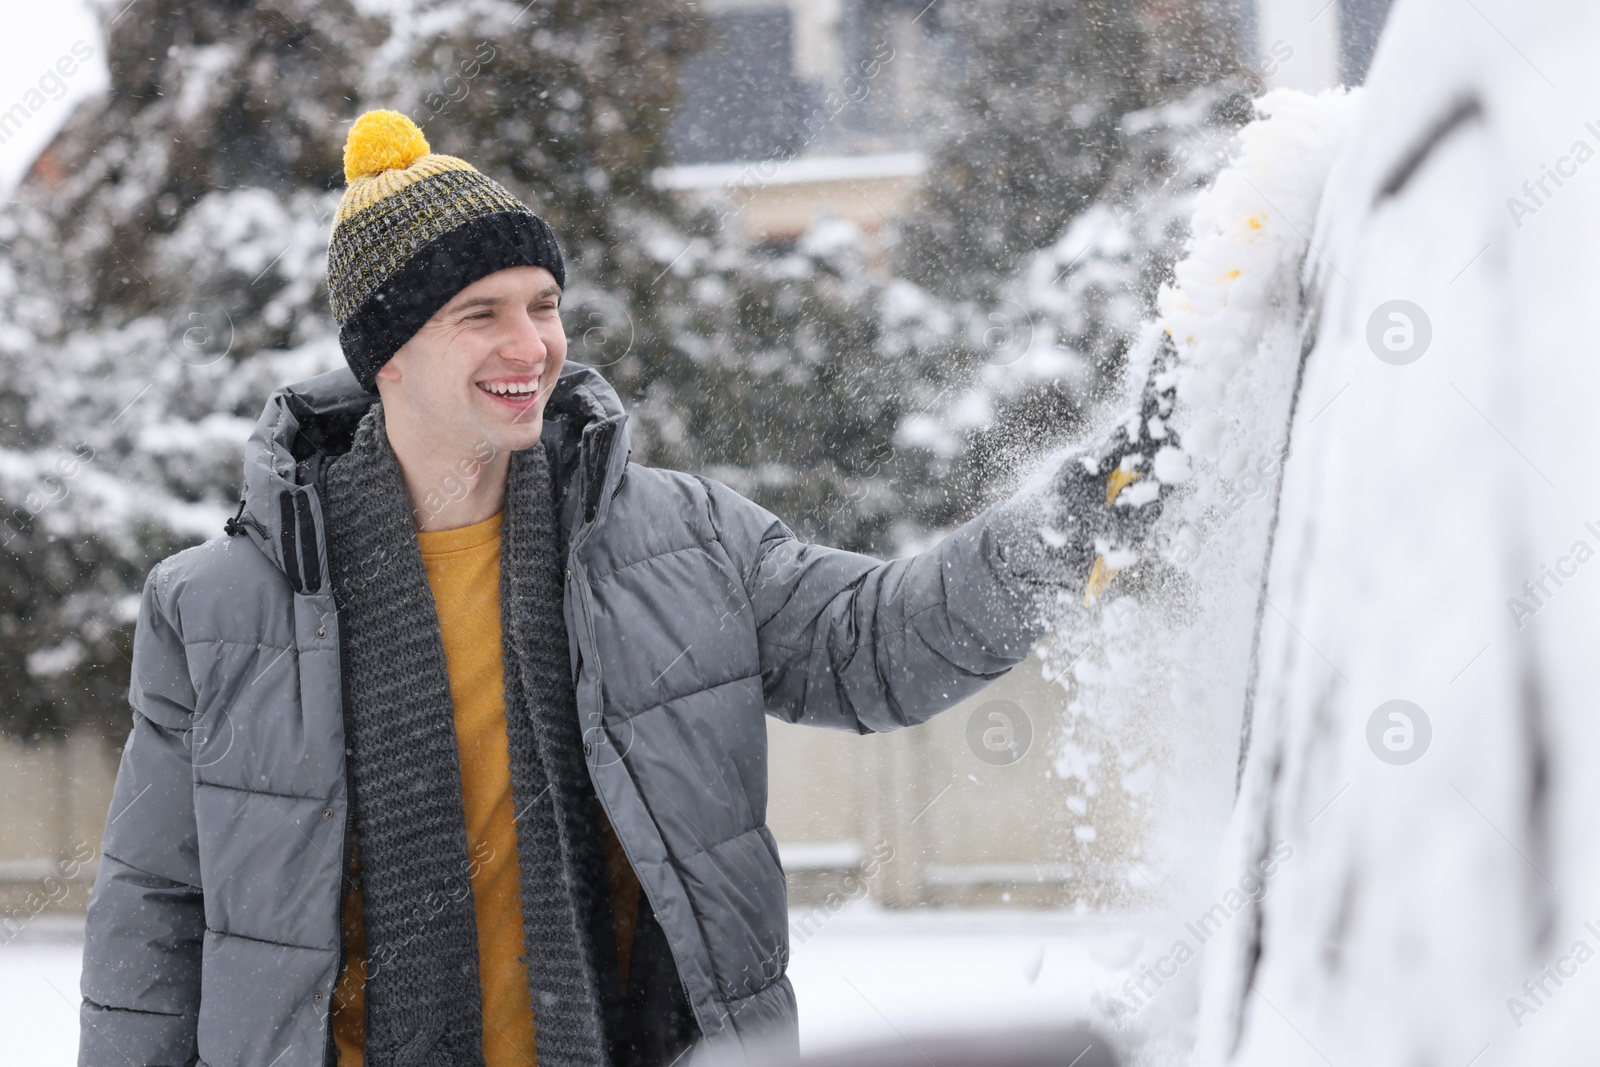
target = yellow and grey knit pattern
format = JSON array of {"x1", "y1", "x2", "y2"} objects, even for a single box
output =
[
  {"x1": 332, "y1": 152, "x2": 476, "y2": 223},
  {"x1": 327, "y1": 161, "x2": 534, "y2": 324}
]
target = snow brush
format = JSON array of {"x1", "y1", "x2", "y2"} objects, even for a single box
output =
[{"x1": 1069, "y1": 333, "x2": 1180, "y2": 606}]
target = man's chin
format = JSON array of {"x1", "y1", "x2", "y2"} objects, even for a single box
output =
[
  {"x1": 472, "y1": 388, "x2": 554, "y2": 453},
  {"x1": 483, "y1": 418, "x2": 545, "y2": 455}
]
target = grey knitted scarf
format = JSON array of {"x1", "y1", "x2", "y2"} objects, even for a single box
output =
[{"x1": 322, "y1": 405, "x2": 618, "y2": 1067}]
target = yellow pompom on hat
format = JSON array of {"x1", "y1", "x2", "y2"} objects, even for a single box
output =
[
  {"x1": 342, "y1": 108, "x2": 432, "y2": 182},
  {"x1": 326, "y1": 109, "x2": 565, "y2": 391}
]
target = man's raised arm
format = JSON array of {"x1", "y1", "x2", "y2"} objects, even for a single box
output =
[{"x1": 702, "y1": 352, "x2": 1177, "y2": 734}]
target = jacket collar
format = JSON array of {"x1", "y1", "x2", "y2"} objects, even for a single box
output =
[{"x1": 238, "y1": 361, "x2": 630, "y2": 588}]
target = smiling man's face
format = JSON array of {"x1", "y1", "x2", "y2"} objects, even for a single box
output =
[{"x1": 375, "y1": 265, "x2": 567, "y2": 459}]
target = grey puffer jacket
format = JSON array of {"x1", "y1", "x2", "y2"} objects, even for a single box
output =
[{"x1": 79, "y1": 362, "x2": 1054, "y2": 1067}]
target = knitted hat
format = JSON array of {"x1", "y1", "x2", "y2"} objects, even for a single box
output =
[{"x1": 327, "y1": 110, "x2": 566, "y2": 391}]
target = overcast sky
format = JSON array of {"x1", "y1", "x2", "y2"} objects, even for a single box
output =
[{"x1": 0, "y1": 0, "x2": 108, "y2": 194}]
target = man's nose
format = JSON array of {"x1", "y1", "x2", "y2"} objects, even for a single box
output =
[{"x1": 500, "y1": 308, "x2": 548, "y2": 364}]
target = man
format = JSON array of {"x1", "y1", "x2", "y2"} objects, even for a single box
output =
[{"x1": 78, "y1": 110, "x2": 1171, "y2": 1067}]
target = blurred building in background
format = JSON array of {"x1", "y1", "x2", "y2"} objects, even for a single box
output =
[
  {"x1": 653, "y1": 0, "x2": 1394, "y2": 244},
  {"x1": 653, "y1": 0, "x2": 948, "y2": 245}
]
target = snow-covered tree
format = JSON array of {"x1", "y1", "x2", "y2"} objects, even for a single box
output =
[
  {"x1": 627, "y1": 8, "x2": 1254, "y2": 555},
  {"x1": 0, "y1": 0, "x2": 700, "y2": 740},
  {"x1": 927, "y1": 81, "x2": 1254, "y2": 515},
  {"x1": 894, "y1": 0, "x2": 1244, "y2": 305},
  {"x1": 0, "y1": 0, "x2": 375, "y2": 741}
]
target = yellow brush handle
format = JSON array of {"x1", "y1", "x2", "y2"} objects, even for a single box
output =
[
  {"x1": 1083, "y1": 556, "x2": 1118, "y2": 605},
  {"x1": 1083, "y1": 467, "x2": 1143, "y2": 606}
]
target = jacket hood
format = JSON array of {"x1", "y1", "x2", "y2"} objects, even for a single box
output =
[{"x1": 237, "y1": 360, "x2": 630, "y2": 589}]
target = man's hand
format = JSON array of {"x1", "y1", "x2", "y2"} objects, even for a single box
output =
[{"x1": 999, "y1": 336, "x2": 1180, "y2": 605}]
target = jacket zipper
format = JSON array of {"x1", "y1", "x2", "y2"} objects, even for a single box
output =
[
  {"x1": 324, "y1": 800, "x2": 354, "y2": 1067},
  {"x1": 322, "y1": 461, "x2": 353, "y2": 1067}
]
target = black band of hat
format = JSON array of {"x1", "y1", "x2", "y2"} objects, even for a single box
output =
[{"x1": 338, "y1": 210, "x2": 566, "y2": 392}]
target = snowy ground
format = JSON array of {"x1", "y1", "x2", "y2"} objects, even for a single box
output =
[
  {"x1": 2, "y1": 907, "x2": 1142, "y2": 1064},
  {"x1": 1, "y1": 920, "x2": 86, "y2": 1067},
  {"x1": 786, "y1": 906, "x2": 1138, "y2": 1055}
]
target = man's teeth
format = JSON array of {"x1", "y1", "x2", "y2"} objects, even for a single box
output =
[{"x1": 482, "y1": 381, "x2": 537, "y2": 397}]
